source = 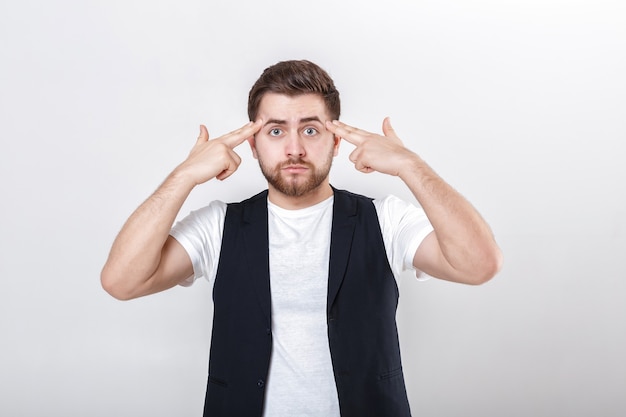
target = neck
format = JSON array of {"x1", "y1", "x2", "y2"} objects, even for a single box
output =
[{"x1": 267, "y1": 182, "x2": 333, "y2": 210}]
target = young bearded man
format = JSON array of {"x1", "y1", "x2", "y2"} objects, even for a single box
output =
[{"x1": 101, "y1": 60, "x2": 502, "y2": 417}]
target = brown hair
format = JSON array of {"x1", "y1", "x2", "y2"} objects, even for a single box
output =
[{"x1": 247, "y1": 60, "x2": 340, "y2": 121}]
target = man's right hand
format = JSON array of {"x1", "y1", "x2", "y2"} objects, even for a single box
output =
[
  {"x1": 101, "y1": 120, "x2": 263, "y2": 300},
  {"x1": 175, "y1": 120, "x2": 263, "y2": 185}
]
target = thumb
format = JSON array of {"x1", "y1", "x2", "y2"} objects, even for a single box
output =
[
  {"x1": 196, "y1": 124, "x2": 210, "y2": 144},
  {"x1": 382, "y1": 117, "x2": 395, "y2": 138}
]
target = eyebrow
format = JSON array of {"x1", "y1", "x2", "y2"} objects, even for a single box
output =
[{"x1": 263, "y1": 116, "x2": 324, "y2": 127}]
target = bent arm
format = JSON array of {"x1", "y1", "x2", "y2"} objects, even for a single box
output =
[
  {"x1": 101, "y1": 171, "x2": 197, "y2": 300},
  {"x1": 401, "y1": 158, "x2": 503, "y2": 285},
  {"x1": 101, "y1": 121, "x2": 262, "y2": 300},
  {"x1": 327, "y1": 118, "x2": 502, "y2": 285}
]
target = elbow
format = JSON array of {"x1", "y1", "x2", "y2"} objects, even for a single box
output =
[
  {"x1": 100, "y1": 265, "x2": 135, "y2": 301},
  {"x1": 468, "y1": 246, "x2": 503, "y2": 285}
]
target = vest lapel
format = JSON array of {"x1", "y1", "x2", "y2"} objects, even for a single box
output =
[
  {"x1": 241, "y1": 191, "x2": 272, "y2": 324},
  {"x1": 327, "y1": 188, "x2": 358, "y2": 314}
]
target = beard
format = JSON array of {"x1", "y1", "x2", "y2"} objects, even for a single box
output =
[{"x1": 258, "y1": 152, "x2": 334, "y2": 197}]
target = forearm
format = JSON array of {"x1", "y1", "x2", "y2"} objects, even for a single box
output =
[
  {"x1": 325, "y1": 118, "x2": 501, "y2": 283},
  {"x1": 101, "y1": 121, "x2": 262, "y2": 299},
  {"x1": 400, "y1": 156, "x2": 502, "y2": 283},
  {"x1": 101, "y1": 169, "x2": 195, "y2": 295}
]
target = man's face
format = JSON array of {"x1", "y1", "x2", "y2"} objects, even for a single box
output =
[{"x1": 249, "y1": 93, "x2": 340, "y2": 198}]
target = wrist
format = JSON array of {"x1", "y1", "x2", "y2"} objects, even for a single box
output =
[
  {"x1": 397, "y1": 152, "x2": 426, "y2": 180},
  {"x1": 169, "y1": 165, "x2": 200, "y2": 190}
]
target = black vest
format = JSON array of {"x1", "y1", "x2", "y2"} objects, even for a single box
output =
[{"x1": 203, "y1": 188, "x2": 412, "y2": 417}]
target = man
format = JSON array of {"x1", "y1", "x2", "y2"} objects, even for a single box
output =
[{"x1": 101, "y1": 60, "x2": 502, "y2": 416}]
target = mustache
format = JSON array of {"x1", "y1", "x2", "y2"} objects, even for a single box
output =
[{"x1": 280, "y1": 158, "x2": 312, "y2": 168}]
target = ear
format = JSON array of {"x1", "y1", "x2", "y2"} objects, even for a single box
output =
[
  {"x1": 332, "y1": 134, "x2": 341, "y2": 157},
  {"x1": 247, "y1": 135, "x2": 258, "y2": 159}
]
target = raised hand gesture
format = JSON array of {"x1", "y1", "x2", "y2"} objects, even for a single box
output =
[
  {"x1": 326, "y1": 117, "x2": 418, "y2": 177},
  {"x1": 176, "y1": 120, "x2": 263, "y2": 185}
]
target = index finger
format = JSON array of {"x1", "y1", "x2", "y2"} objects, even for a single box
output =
[
  {"x1": 221, "y1": 119, "x2": 263, "y2": 149},
  {"x1": 325, "y1": 120, "x2": 366, "y2": 146}
]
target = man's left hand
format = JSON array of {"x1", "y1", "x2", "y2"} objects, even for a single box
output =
[{"x1": 325, "y1": 118, "x2": 418, "y2": 176}]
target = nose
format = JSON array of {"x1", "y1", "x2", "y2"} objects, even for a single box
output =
[{"x1": 285, "y1": 132, "x2": 305, "y2": 158}]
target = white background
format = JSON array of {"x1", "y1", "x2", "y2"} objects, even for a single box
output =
[{"x1": 1, "y1": 0, "x2": 625, "y2": 416}]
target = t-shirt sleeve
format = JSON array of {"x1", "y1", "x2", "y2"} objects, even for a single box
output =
[
  {"x1": 374, "y1": 195, "x2": 434, "y2": 281},
  {"x1": 169, "y1": 200, "x2": 226, "y2": 286}
]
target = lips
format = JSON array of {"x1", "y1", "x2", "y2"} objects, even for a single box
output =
[
  {"x1": 281, "y1": 160, "x2": 311, "y2": 173},
  {"x1": 282, "y1": 164, "x2": 309, "y2": 173}
]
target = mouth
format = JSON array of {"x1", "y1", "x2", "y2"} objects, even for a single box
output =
[{"x1": 282, "y1": 164, "x2": 309, "y2": 174}]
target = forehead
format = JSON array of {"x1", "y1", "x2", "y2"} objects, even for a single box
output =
[{"x1": 257, "y1": 93, "x2": 330, "y2": 122}]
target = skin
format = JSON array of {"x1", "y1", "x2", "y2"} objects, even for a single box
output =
[
  {"x1": 248, "y1": 93, "x2": 340, "y2": 209},
  {"x1": 325, "y1": 118, "x2": 503, "y2": 284},
  {"x1": 101, "y1": 120, "x2": 263, "y2": 300},
  {"x1": 101, "y1": 93, "x2": 502, "y2": 300}
]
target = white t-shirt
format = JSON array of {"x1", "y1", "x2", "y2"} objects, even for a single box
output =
[{"x1": 170, "y1": 194, "x2": 433, "y2": 417}]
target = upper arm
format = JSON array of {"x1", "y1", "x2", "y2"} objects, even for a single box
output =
[
  {"x1": 412, "y1": 231, "x2": 467, "y2": 284},
  {"x1": 148, "y1": 235, "x2": 194, "y2": 294},
  {"x1": 132, "y1": 236, "x2": 194, "y2": 299},
  {"x1": 413, "y1": 231, "x2": 501, "y2": 285}
]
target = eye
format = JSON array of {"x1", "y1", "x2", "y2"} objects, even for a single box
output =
[
  {"x1": 303, "y1": 127, "x2": 318, "y2": 136},
  {"x1": 269, "y1": 128, "x2": 282, "y2": 137}
]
